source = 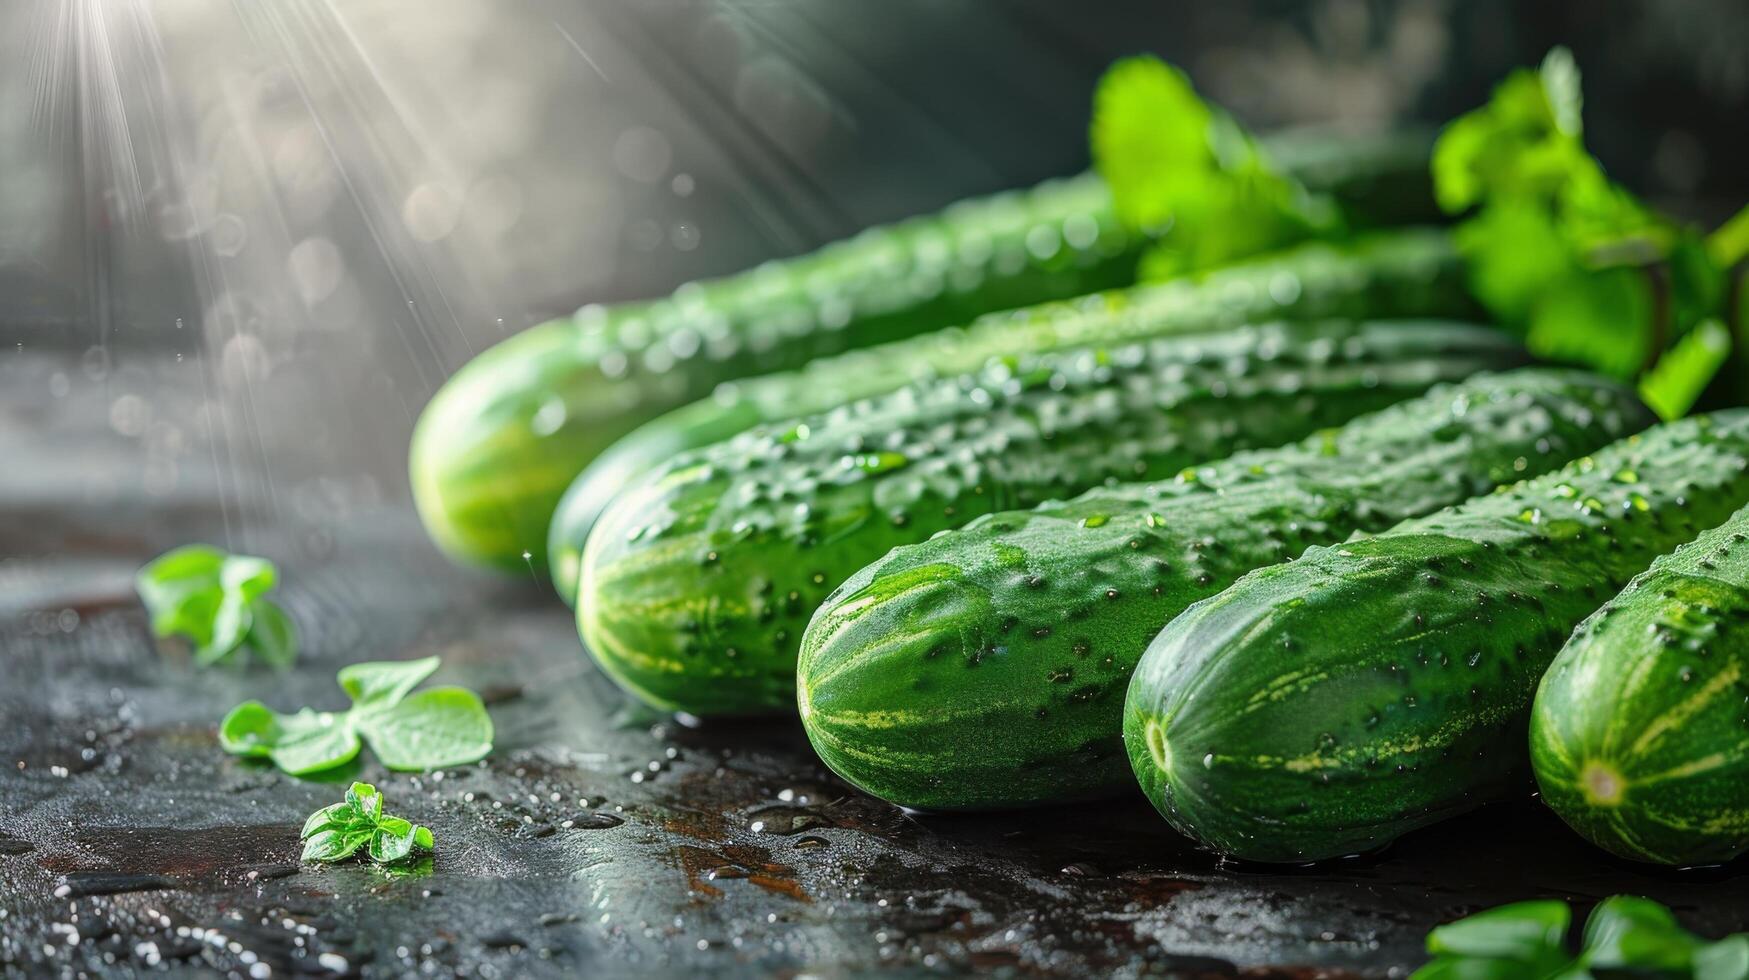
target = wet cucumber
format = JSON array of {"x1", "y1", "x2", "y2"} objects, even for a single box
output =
[
  {"x1": 411, "y1": 132, "x2": 1438, "y2": 574},
  {"x1": 549, "y1": 228, "x2": 1476, "y2": 600},
  {"x1": 798, "y1": 370, "x2": 1650, "y2": 810},
  {"x1": 1531, "y1": 504, "x2": 1749, "y2": 866},
  {"x1": 414, "y1": 172, "x2": 1130, "y2": 571},
  {"x1": 1126, "y1": 411, "x2": 1749, "y2": 864},
  {"x1": 579, "y1": 319, "x2": 1525, "y2": 716}
]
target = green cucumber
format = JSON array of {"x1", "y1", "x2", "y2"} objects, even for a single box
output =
[
  {"x1": 579, "y1": 319, "x2": 1525, "y2": 716},
  {"x1": 549, "y1": 227, "x2": 1477, "y2": 600},
  {"x1": 798, "y1": 369, "x2": 1650, "y2": 810},
  {"x1": 414, "y1": 133, "x2": 1438, "y2": 573},
  {"x1": 1125, "y1": 411, "x2": 1749, "y2": 864},
  {"x1": 1531, "y1": 503, "x2": 1749, "y2": 866}
]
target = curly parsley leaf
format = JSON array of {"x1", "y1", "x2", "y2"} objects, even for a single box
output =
[
  {"x1": 219, "y1": 657, "x2": 493, "y2": 776},
  {"x1": 1090, "y1": 55, "x2": 1337, "y2": 280},
  {"x1": 299, "y1": 782, "x2": 434, "y2": 866},
  {"x1": 136, "y1": 545, "x2": 300, "y2": 668}
]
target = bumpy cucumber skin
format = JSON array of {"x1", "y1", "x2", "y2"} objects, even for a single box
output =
[
  {"x1": 579, "y1": 319, "x2": 1526, "y2": 716},
  {"x1": 1126, "y1": 411, "x2": 1749, "y2": 864},
  {"x1": 548, "y1": 228, "x2": 1478, "y2": 598},
  {"x1": 415, "y1": 172, "x2": 1136, "y2": 571},
  {"x1": 799, "y1": 370, "x2": 1650, "y2": 811},
  {"x1": 1532, "y1": 504, "x2": 1749, "y2": 866}
]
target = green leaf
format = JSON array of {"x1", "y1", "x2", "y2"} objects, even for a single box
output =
[
  {"x1": 135, "y1": 545, "x2": 226, "y2": 634},
  {"x1": 299, "y1": 802, "x2": 356, "y2": 840},
  {"x1": 299, "y1": 783, "x2": 434, "y2": 866},
  {"x1": 220, "y1": 657, "x2": 492, "y2": 777},
  {"x1": 1640, "y1": 319, "x2": 1732, "y2": 421},
  {"x1": 1090, "y1": 55, "x2": 1217, "y2": 230},
  {"x1": 136, "y1": 544, "x2": 296, "y2": 668},
  {"x1": 196, "y1": 590, "x2": 254, "y2": 666},
  {"x1": 356, "y1": 687, "x2": 495, "y2": 771},
  {"x1": 345, "y1": 781, "x2": 384, "y2": 821},
  {"x1": 1088, "y1": 54, "x2": 1330, "y2": 280},
  {"x1": 301, "y1": 827, "x2": 373, "y2": 863},
  {"x1": 368, "y1": 824, "x2": 420, "y2": 864},
  {"x1": 246, "y1": 601, "x2": 298, "y2": 669},
  {"x1": 1579, "y1": 895, "x2": 1701, "y2": 973},
  {"x1": 1428, "y1": 901, "x2": 1572, "y2": 960},
  {"x1": 1697, "y1": 936, "x2": 1749, "y2": 980},
  {"x1": 1525, "y1": 266, "x2": 1655, "y2": 379},
  {"x1": 340, "y1": 657, "x2": 442, "y2": 712},
  {"x1": 218, "y1": 702, "x2": 360, "y2": 775},
  {"x1": 220, "y1": 554, "x2": 276, "y2": 601},
  {"x1": 1708, "y1": 205, "x2": 1749, "y2": 270}
]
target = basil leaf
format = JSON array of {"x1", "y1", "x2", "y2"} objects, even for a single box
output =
[
  {"x1": 340, "y1": 657, "x2": 442, "y2": 712},
  {"x1": 196, "y1": 590, "x2": 254, "y2": 666},
  {"x1": 245, "y1": 601, "x2": 298, "y2": 669},
  {"x1": 137, "y1": 545, "x2": 297, "y2": 668},
  {"x1": 355, "y1": 687, "x2": 494, "y2": 771},
  {"x1": 135, "y1": 545, "x2": 227, "y2": 635},
  {"x1": 219, "y1": 656, "x2": 491, "y2": 776},
  {"x1": 1427, "y1": 900, "x2": 1571, "y2": 960},
  {"x1": 369, "y1": 825, "x2": 419, "y2": 864},
  {"x1": 301, "y1": 827, "x2": 373, "y2": 863},
  {"x1": 1580, "y1": 895, "x2": 1700, "y2": 973},
  {"x1": 299, "y1": 802, "x2": 356, "y2": 840},
  {"x1": 300, "y1": 785, "x2": 434, "y2": 866},
  {"x1": 1697, "y1": 936, "x2": 1749, "y2": 980},
  {"x1": 219, "y1": 703, "x2": 360, "y2": 775}
]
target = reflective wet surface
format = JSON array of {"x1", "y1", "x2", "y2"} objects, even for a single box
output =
[{"x1": 5, "y1": 348, "x2": 1748, "y2": 977}]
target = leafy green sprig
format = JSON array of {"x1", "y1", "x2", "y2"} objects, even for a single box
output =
[
  {"x1": 220, "y1": 656, "x2": 493, "y2": 776},
  {"x1": 1414, "y1": 896, "x2": 1749, "y2": 980},
  {"x1": 301, "y1": 781, "x2": 435, "y2": 865},
  {"x1": 136, "y1": 545, "x2": 298, "y2": 667},
  {"x1": 1090, "y1": 55, "x2": 1340, "y2": 281},
  {"x1": 1434, "y1": 47, "x2": 1746, "y2": 419}
]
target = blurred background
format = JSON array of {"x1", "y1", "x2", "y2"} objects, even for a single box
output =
[{"x1": 3, "y1": 0, "x2": 1747, "y2": 562}]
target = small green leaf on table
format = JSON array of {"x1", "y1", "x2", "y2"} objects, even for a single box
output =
[
  {"x1": 135, "y1": 544, "x2": 300, "y2": 668},
  {"x1": 299, "y1": 781, "x2": 434, "y2": 866},
  {"x1": 218, "y1": 657, "x2": 493, "y2": 776}
]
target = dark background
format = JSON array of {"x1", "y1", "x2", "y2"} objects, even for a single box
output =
[{"x1": 3, "y1": 0, "x2": 1747, "y2": 515}]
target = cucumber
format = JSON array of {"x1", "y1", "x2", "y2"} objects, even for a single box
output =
[
  {"x1": 1125, "y1": 411, "x2": 1749, "y2": 864},
  {"x1": 1531, "y1": 503, "x2": 1749, "y2": 866},
  {"x1": 415, "y1": 173, "x2": 1129, "y2": 571},
  {"x1": 414, "y1": 133, "x2": 1439, "y2": 573},
  {"x1": 579, "y1": 319, "x2": 1525, "y2": 716},
  {"x1": 798, "y1": 370, "x2": 1651, "y2": 811},
  {"x1": 550, "y1": 227, "x2": 1476, "y2": 600}
]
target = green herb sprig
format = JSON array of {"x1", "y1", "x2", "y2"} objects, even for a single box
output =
[
  {"x1": 136, "y1": 545, "x2": 298, "y2": 667},
  {"x1": 1414, "y1": 895, "x2": 1749, "y2": 980},
  {"x1": 1434, "y1": 47, "x2": 1745, "y2": 420},
  {"x1": 301, "y1": 781, "x2": 435, "y2": 865},
  {"x1": 220, "y1": 656, "x2": 493, "y2": 775},
  {"x1": 1090, "y1": 55, "x2": 1338, "y2": 281}
]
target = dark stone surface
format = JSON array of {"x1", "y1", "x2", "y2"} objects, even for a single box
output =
[{"x1": 4, "y1": 349, "x2": 1749, "y2": 979}]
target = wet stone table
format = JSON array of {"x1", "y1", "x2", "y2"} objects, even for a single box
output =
[{"x1": 3, "y1": 347, "x2": 1747, "y2": 979}]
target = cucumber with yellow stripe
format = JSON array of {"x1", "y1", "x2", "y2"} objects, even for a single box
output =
[
  {"x1": 579, "y1": 319, "x2": 1525, "y2": 716},
  {"x1": 549, "y1": 227, "x2": 1475, "y2": 600},
  {"x1": 1126, "y1": 411, "x2": 1749, "y2": 864},
  {"x1": 414, "y1": 132, "x2": 1438, "y2": 573},
  {"x1": 797, "y1": 369, "x2": 1650, "y2": 811},
  {"x1": 1531, "y1": 504, "x2": 1749, "y2": 866}
]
